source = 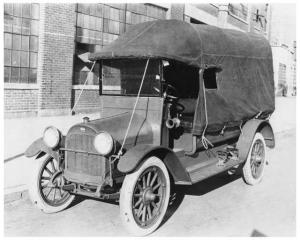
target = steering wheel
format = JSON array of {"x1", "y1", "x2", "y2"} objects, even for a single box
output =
[{"x1": 164, "y1": 84, "x2": 178, "y2": 101}]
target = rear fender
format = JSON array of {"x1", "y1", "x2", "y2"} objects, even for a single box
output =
[
  {"x1": 24, "y1": 137, "x2": 61, "y2": 160},
  {"x1": 236, "y1": 119, "x2": 275, "y2": 163},
  {"x1": 117, "y1": 144, "x2": 191, "y2": 183}
]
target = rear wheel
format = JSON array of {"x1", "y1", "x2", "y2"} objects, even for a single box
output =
[
  {"x1": 120, "y1": 156, "x2": 170, "y2": 236},
  {"x1": 28, "y1": 154, "x2": 75, "y2": 213},
  {"x1": 242, "y1": 133, "x2": 266, "y2": 185}
]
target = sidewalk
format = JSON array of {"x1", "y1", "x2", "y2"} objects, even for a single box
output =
[{"x1": 3, "y1": 97, "x2": 296, "y2": 197}]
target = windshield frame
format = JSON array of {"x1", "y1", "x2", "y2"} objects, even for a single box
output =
[{"x1": 99, "y1": 59, "x2": 163, "y2": 98}]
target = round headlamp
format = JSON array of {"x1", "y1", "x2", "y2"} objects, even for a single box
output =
[
  {"x1": 94, "y1": 132, "x2": 114, "y2": 156},
  {"x1": 43, "y1": 126, "x2": 61, "y2": 149}
]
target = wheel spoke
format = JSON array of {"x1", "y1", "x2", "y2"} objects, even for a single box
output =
[
  {"x1": 142, "y1": 176, "x2": 146, "y2": 189},
  {"x1": 137, "y1": 203, "x2": 144, "y2": 217},
  {"x1": 134, "y1": 193, "x2": 143, "y2": 197},
  {"x1": 59, "y1": 188, "x2": 63, "y2": 198},
  {"x1": 147, "y1": 205, "x2": 152, "y2": 219},
  {"x1": 142, "y1": 206, "x2": 146, "y2": 222},
  {"x1": 153, "y1": 181, "x2": 161, "y2": 191},
  {"x1": 50, "y1": 159, "x2": 56, "y2": 172},
  {"x1": 134, "y1": 198, "x2": 142, "y2": 208},
  {"x1": 150, "y1": 173, "x2": 158, "y2": 187},
  {"x1": 45, "y1": 188, "x2": 53, "y2": 198},
  {"x1": 44, "y1": 166, "x2": 53, "y2": 176},
  {"x1": 53, "y1": 188, "x2": 57, "y2": 201},
  {"x1": 42, "y1": 176, "x2": 51, "y2": 181},
  {"x1": 146, "y1": 171, "x2": 151, "y2": 187}
]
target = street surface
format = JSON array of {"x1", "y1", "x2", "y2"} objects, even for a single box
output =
[{"x1": 4, "y1": 97, "x2": 296, "y2": 236}]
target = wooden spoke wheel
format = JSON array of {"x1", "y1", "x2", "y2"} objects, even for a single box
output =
[
  {"x1": 242, "y1": 133, "x2": 267, "y2": 185},
  {"x1": 28, "y1": 155, "x2": 75, "y2": 213},
  {"x1": 120, "y1": 156, "x2": 170, "y2": 236}
]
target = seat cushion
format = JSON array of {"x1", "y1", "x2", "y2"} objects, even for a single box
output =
[{"x1": 178, "y1": 98, "x2": 197, "y2": 115}]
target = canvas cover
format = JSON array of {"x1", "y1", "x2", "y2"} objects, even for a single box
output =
[{"x1": 89, "y1": 20, "x2": 275, "y2": 136}]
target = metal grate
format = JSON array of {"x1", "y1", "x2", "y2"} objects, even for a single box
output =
[{"x1": 65, "y1": 133, "x2": 105, "y2": 177}]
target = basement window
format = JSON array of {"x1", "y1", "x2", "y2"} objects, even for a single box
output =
[{"x1": 203, "y1": 67, "x2": 219, "y2": 89}]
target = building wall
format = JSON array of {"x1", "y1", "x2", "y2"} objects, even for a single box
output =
[
  {"x1": 37, "y1": 3, "x2": 76, "y2": 116},
  {"x1": 4, "y1": 3, "x2": 273, "y2": 118}
]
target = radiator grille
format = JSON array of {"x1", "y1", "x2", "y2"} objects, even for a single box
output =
[{"x1": 65, "y1": 133, "x2": 105, "y2": 178}]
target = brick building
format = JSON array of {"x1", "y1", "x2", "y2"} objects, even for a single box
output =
[{"x1": 4, "y1": 3, "x2": 271, "y2": 118}]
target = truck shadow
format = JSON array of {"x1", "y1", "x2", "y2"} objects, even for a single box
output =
[{"x1": 161, "y1": 169, "x2": 242, "y2": 227}]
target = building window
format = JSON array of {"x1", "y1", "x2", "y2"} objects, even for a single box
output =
[
  {"x1": 228, "y1": 3, "x2": 248, "y2": 21},
  {"x1": 4, "y1": 3, "x2": 39, "y2": 84},
  {"x1": 73, "y1": 3, "x2": 167, "y2": 85}
]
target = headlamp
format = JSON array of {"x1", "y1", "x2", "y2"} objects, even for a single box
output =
[
  {"x1": 43, "y1": 126, "x2": 61, "y2": 149},
  {"x1": 94, "y1": 132, "x2": 114, "y2": 156}
]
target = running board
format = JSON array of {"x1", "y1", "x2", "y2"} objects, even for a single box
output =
[{"x1": 176, "y1": 144, "x2": 241, "y2": 184}]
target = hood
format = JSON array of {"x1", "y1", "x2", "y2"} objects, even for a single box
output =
[{"x1": 67, "y1": 112, "x2": 153, "y2": 147}]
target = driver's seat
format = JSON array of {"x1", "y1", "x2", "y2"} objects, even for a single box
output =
[
  {"x1": 177, "y1": 98, "x2": 197, "y2": 131},
  {"x1": 178, "y1": 98, "x2": 197, "y2": 116}
]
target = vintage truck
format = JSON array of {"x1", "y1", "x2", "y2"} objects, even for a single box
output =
[{"x1": 25, "y1": 19, "x2": 275, "y2": 236}]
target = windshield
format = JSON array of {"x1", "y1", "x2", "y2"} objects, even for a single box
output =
[{"x1": 101, "y1": 59, "x2": 161, "y2": 96}]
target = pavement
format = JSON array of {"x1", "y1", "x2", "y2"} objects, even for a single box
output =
[{"x1": 3, "y1": 96, "x2": 296, "y2": 236}]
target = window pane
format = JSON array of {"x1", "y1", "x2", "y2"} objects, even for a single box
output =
[
  {"x1": 11, "y1": 50, "x2": 20, "y2": 66},
  {"x1": 22, "y1": 18, "x2": 31, "y2": 35},
  {"x1": 13, "y1": 4, "x2": 22, "y2": 17},
  {"x1": 103, "y1": 5, "x2": 110, "y2": 19},
  {"x1": 4, "y1": 3, "x2": 13, "y2": 15},
  {"x1": 13, "y1": 17, "x2": 22, "y2": 34},
  {"x1": 95, "y1": 17, "x2": 103, "y2": 31},
  {"x1": 31, "y1": 4, "x2": 39, "y2": 19},
  {"x1": 20, "y1": 51, "x2": 29, "y2": 67},
  {"x1": 89, "y1": 4, "x2": 97, "y2": 16},
  {"x1": 78, "y1": 4, "x2": 89, "y2": 14},
  {"x1": 20, "y1": 68, "x2": 29, "y2": 83},
  {"x1": 30, "y1": 20, "x2": 39, "y2": 35},
  {"x1": 30, "y1": 52, "x2": 38, "y2": 68},
  {"x1": 95, "y1": 4, "x2": 103, "y2": 17},
  {"x1": 21, "y1": 35, "x2": 30, "y2": 51},
  {"x1": 22, "y1": 4, "x2": 31, "y2": 18},
  {"x1": 11, "y1": 67, "x2": 20, "y2": 83},
  {"x1": 4, "y1": 15, "x2": 13, "y2": 32},
  {"x1": 89, "y1": 16, "x2": 96, "y2": 30},
  {"x1": 103, "y1": 19, "x2": 109, "y2": 32},
  {"x1": 29, "y1": 68, "x2": 37, "y2": 83},
  {"x1": 4, "y1": 33, "x2": 12, "y2": 49},
  {"x1": 12, "y1": 34, "x2": 21, "y2": 50},
  {"x1": 4, "y1": 67, "x2": 11, "y2": 83},
  {"x1": 77, "y1": 13, "x2": 84, "y2": 28},
  {"x1": 83, "y1": 14, "x2": 89, "y2": 29},
  {"x1": 4, "y1": 49, "x2": 11, "y2": 66},
  {"x1": 30, "y1": 36, "x2": 38, "y2": 52}
]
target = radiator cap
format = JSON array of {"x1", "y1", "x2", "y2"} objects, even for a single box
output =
[{"x1": 83, "y1": 117, "x2": 90, "y2": 123}]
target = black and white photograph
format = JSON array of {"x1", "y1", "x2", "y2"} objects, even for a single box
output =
[{"x1": 2, "y1": 1, "x2": 297, "y2": 237}]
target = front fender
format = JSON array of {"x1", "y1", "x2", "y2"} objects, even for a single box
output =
[
  {"x1": 236, "y1": 119, "x2": 275, "y2": 163},
  {"x1": 24, "y1": 138, "x2": 60, "y2": 160},
  {"x1": 117, "y1": 144, "x2": 191, "y2": 184}
]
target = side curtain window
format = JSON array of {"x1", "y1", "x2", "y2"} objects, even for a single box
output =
[{"x1": 203, "y1": 67, "x2": 221, "y2": 89}]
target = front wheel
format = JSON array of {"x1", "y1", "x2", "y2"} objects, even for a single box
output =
[
  {"x1": 242, "y1": 133, "x2": 267, "y2": 185},
  {"x1": 28, "y1": 154, "x2": 75, "y2": 213},
  {"x1": 120, "y1": 156, "x2": 170, "y2": 236}
]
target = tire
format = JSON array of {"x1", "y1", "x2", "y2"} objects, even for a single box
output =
[
  {"x1": 120, "y1": 156, "x2": 170, "y2": 236},
  {"x1": 242, "y1": 133, "x2": 266, "y2": 185},
  {"x1": 28, "y1": 154, "x2": 75, "y2": 213}
]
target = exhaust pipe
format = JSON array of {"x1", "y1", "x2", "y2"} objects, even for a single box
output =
[{"x1": 166, "y1": 118, "x2": 180, "y2": 129}]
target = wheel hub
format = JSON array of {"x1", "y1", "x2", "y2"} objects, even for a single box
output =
[{"x1": 143, "y1": 188, "x2": 156, "y2": 204}]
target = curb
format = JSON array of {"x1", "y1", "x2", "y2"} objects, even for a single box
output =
[{"x1": 5, "y1": 189, "x2": 29, "y2": 204}]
